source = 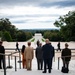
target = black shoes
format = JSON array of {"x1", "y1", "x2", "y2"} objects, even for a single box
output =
[
  {"x1": 49, "y1": 70, "x2": 51, "y2": 73},
  {"x1": 42, "y1": 71, "x2": 46, "y2": 73},
  {"x1": 42, "y1": 70, "x2": 51, "y2": 73},
  {"x1": 0, "y1": 67, "x2": 2, "y2": 69}
]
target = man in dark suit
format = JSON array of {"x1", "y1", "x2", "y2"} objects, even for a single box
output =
[
  {"x1": 0, "y1": 41, "x2": 5, "y2": 69},
  {"x1": 42, "y1": 39, "x2": 53, "y2": 73},
  {"x1": 35, "y1": 43, "x2": 43, "y2": 70}
]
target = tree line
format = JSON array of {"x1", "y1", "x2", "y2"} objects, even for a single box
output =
[
  {"x1": 0, "y1": 18, "x2": 32, "y2": 41},
  {"x1": 0, "y1": 11, "x2": 75, "y2": 42}
]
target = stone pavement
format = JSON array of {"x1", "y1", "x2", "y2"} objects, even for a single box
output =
[{"x1": 0, "y1": 33, "x2": 75, "y2": 75}]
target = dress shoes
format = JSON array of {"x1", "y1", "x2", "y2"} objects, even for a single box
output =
[{"x1": 42, "y1": 71, "x2": 46, "y2": 73}]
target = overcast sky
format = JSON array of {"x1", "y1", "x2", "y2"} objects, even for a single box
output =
[{"x1": 0, "y1": 0, "x2": 75, "y2": 29}]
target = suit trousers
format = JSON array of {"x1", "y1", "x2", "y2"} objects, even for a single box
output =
[
  {"x1": 26, "y1": 59, "x2": 32, "y2": 70},
  {"x1": 0, "y1": 58, "x2": 5, "y2": 69},
  {"x1": 43, "y1": 58, "x2": 52, "y2": 72}
]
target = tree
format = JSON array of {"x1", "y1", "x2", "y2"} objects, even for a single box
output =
[
  {"x1": 3, "y1": 31, "x2": 12, "y2": 41},
  {"x1": 16, "y1": 31, "x2": 26, "y2": 41},
  {"x1": 0, "y1": 18, "x2": 33, "y2": 41},
  {"x1": 43, "y1": 31, "x2": 51, "y2": 40},
  {"x1": 0, "y1": 18, "x2": 18, "y2": 41},
  {"x1": 54, "y1": 11, "x2": 75, "y2": 41}
]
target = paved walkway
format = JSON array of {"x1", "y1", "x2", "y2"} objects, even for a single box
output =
[
  {"x1": 0, "y1": 57, "x2": 75, "y2": 75},
  {"x1": 0, "y1": 33, "x2": 75, "y2": 75}
]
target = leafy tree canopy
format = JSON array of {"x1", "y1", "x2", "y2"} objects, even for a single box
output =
[{"x1": 54, "y1": 11, "x2": 75, "y2": 41}]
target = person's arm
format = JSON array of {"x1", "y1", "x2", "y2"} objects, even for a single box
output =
[
  {"x1": 69, "y1": 49, "x2": 71, "y2": 59},
  {"x1": 53, "y1": 47, "x2": 55, "y2": 57},
  {"x1": 35, "y1": 48, "x2": 37, "y2": 58},
  {"x1": 61, "y1": 50, "x2": 64, "y2": 59},
  {"x1": 32, "y1": 48, "x2": 34, "y2": 59},
  {"x1": 24, "y1": 49, "x2": 26, "y2": 60},
  {"x1": 3, "y1": 46, "x2": 5, "y2": 54}
]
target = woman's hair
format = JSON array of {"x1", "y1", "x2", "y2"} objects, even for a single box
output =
[{"x1": 21, "y1": 45, "x2": 25, "y2": 53}]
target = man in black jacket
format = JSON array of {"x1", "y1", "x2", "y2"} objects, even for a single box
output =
[
  {"x1": 0, "y1": 41, "x2": 5, "y2": 69},
  {"x1": 42, "y1": 39, "x2": 53, "y2": 73}
]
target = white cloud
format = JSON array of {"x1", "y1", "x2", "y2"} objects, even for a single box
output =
[
  {"x1": 13, "y1": 22, "x2": 58, "y2": 29},
  {"x1": 0, "y1": 3, "x2": 75, "y2": 29},
  {"x1": 1, "y1": 6, "x2": 74, "y2": 16}
]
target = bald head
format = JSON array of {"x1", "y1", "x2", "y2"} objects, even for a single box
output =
[{"x1": 45, "y1": 39, "x2": 50, "y2": 44}]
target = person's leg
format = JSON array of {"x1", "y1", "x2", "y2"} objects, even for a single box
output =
[
  {"x1": 43, "y1": 59, "x2": 47, "y2": 73},
  {"x1": 48, "y1": 59, "x2": 51, "y2": 73},
  {"x1": 22, "y1": 54, "x2": 24, "y2": 68},
  {"x1": 59, "y1": 47, "x2": 61, "y2": 51},
  {"x1": 26, "y1": 59, "x2": 29, "y2": 70},
  {"x1": 37, "y1": 59, "x2": 40, "y2": 70},
  {"x1": 63, "y1": 60, "x2": 65, "y2": 67},
  {"x1": 0, "y1": 59, "x2": 2, "y2": 69},
  {"x1": 57, "y1": 49, "x2": 58, "y2": 51},
  {"x1": 29, "y1": 60, "x2": 32, "y2": 70},
  {"x1": 50, "y1": 58, "x2": 53, "y2": 69},
  {"x1": 66, "y1": 61, "x2": 69, "y2": 71},
  {"x1": 3, "y1": 58, "x2": 5, "y2": 69},
  {"x1": 28, "y1": 59, "x2": 31, "y2": 70},
  {"x1": 38, "y1": 59, "x2": 40, "y2": 70},
  {"x1": 24, "y1": 60, "x2": 26, "y2": 68},
  {"x1": 40, "y1": 59, "x2": 43, "y2": 70},
  {"x1": 39, "y1": 59, "x2": 41, "y2": 70},
  {"x1": 58, "y1": 47, "x2": 60, "y2": 51}
]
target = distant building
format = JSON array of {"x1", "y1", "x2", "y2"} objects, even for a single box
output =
[
  {"x1": 34, "y1": 33, "x2": 42, "y2": 36},
  {"x1": 34, "y1": 33, "x2": 43, "y2": 45}
]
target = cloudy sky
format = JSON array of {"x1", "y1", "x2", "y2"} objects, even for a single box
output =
[{"x1": 0, "y1": 0, "x2": 75, "y2": 29}]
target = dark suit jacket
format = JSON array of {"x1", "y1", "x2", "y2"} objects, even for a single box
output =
[
  {"x1": 35, "y1": 46, "x2": 43, "y2": 59},
  {"x1": 42, "y1": 44, "x2": 53, "y2": 59},
  {"x1": 0, "y1": 45, "x2": 5, "y2": 59}
]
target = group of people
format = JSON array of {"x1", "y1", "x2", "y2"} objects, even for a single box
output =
[
  {"x1": 0, "y1": 39, "x2": 72, "y2": 74},
  {"x1": 35, "y1": 39, "x2": 54, "y2": 73},
  {"x1": 21, "y1": 42, "x2": 34, "y2": 70},
  {"x1": 21, "y1": 39, "x2": 54, "y2": 73}
]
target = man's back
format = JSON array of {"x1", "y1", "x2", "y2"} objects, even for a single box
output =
[
  {"x1": 42, "y1": 44, "x2": 53, "y2": 59},
  {"x1": 25, "y1": 47, "x2": 34, "y2": 59},
  {"x1": 36, "y1": 46, "x2": 43, "y2": 59}
]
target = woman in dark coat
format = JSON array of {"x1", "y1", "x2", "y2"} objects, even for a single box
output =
[{"x1": 61, "y1": 43, "x2": 71, "y2": 71}]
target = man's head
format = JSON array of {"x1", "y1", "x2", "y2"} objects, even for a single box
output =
[
  {"x1": 65, "y1": 43, "x2": 69, "y2": 48},
  {"x1": 39, "y1": 43, "x2": 42, "y2": 46},
  {"x1": 27, "y1": 42, "x2": 31, "y2": 46},
  {"x1": 0, "y1": 41, "x2": 3, "y2": 45},
  {"x1": 45, "y1": 39, "x2": 50, "y2": 44}
]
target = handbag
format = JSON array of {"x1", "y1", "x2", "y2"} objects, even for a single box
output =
[{"x1": 61, "y1": 66, "x2": 69, "y2": 73}]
